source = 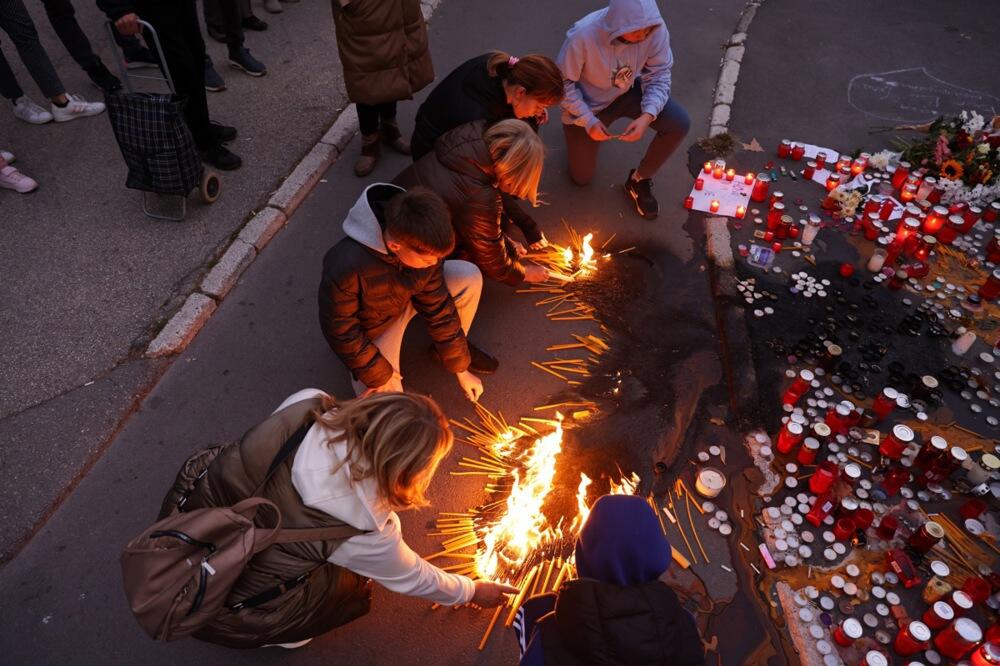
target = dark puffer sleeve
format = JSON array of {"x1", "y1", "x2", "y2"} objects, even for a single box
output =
[
  {"x1": 411, "y1": 266, "x2": 471, "y2": 373},
  {"x1": 454, "y1": 187, "x2": 526, "y2": 285},
  {"x1": 318, "y1": 266, "x2": 394, "y2": 389}
]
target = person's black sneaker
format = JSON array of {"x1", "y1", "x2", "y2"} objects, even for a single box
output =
[
  {"x1": 201, "y1": 144, "x2": 242, "y2": 170},
  {"x1": 624, "y1": 169, "x2": 659, "y2": 220},
  {"x1": 85, "y1": 62, "x2": 122, "y2": 94},
  {"x1": 123, "y1": 46, "x2": 160, "y2": 70},
  {"x1": 228, "y1": 48, "x2": 267, "y2": 77},
  {"x1": 428, "y1": 343, "x2": 500, "y2": 375},
  {"x1": 204, "y1": 56, "x2": 226, "y2": 92},
  {"x1": 242, "y1": 15, "x2": 268, "y2": 30},
  {"x1": 206, "y1": 24, "x2": 227, "y2": 43},
  {"x1": 209, "y1": 121, "x2": 237, "y2": 144}
]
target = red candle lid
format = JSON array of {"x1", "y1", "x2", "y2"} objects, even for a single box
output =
[
  {"x1": 952, "y1": 590, "x2": 973, "y2": 610},
  {"x1": 931, "y1": 601, "x2": 953, "y2": 621},
  {"x1": 907, "y1": 621, "x2": 931, "y2": 642}
]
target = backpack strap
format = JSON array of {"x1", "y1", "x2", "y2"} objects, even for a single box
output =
[
  {"x1": 251, "y1": 421, "x2": 312, "y2": 497},
  {"x1": 272, "y1": 523, "x2": 366, "y2": 543}
]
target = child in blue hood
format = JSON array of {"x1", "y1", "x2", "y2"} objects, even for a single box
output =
[
  {"x1": 557, "y1": 0, "x2": 690, "y2": 220},
  {"x1": 514, "y1": 495, "x2": 705, "y2": 665}
]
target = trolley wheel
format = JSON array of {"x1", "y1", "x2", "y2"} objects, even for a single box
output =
[{"x1": 200, "y1": 172, "x2": 221, "y2": 203}]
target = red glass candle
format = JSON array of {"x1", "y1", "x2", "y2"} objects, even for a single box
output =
[
  {"x1": 879, "y1": 424, "x2": 914, "y2": 460},
  {"x1": 806, "y1": 492, "x2": 836, "y2": 527},
  {"x1": 825, "y1": 173, "x2": 841, "y2": 192},
  {"x1": 963, "y1": 205, "x2": 982, "y2": 230},
  {"x1": 836, "y1": 496, "x2": 858, "y2": 519},
  {"x1": 709, "y1": 199, "x2": 720, "y2": 213},
  {"x1": 900, "y1": 182, "x2": 918, "y2": 202},
  {"x1": 825, "y1": 403, "x2": 854, "y2": 435},
  {"x1": 907, "y1": 520, "x2": 944, "y2": 553},
  {"x1": 971, "y1": 641, "x2": 1000, "y2": 666},
  {"x1": 767, "y1": 203, "x2": 786, "y2": 230},
  {"x1": 809, "y1": 461, "x2": 839, "y2": 495},
  {"x1": 797, "y1": 437, "x2": 820, "y2": 465},
  {"x1": 875, "y1": 515, "x2": 898, "y2": 540},
  {"x1": 881, "y1": 467, "x2": 911, "y2": 496},
  {"x1": 894, "y1": 620, "x2": 931, "y2": 656},
  {"x1": 803, "y1": 160, "x2": 817, "y2": 180},
  {"x1": 694, "y1": 178, "x2": 704, "y2": 191},
  {"x1": 712, "y1": 160, "x2": 725, "y2": 179},
  {"x1": 851, "y1": 155, "x2": 868, "y2": 175},
  {"x1": 781, "y1": 369, "x2": 814, "y2": 405},
  {"x1": 834, "y1": 517, "x2": 856, "y2": 541},
  {"x1": 936, "y1": 214, "x2": 963, "y2": 245},
  {"x1": 744, "y1": 172, "x2": 754, "y2": 185},
  {"x1": 863, "y1": 198, "x2": 881, "y2": 216},
  {"x1": 750, "y1": 174, "x2": 770, "y2": 202},
  {"x1": 853, "y1": 508, "x2": 875, "y2": 531},
  {"x1": 959, "y1": 497, "x2": 987, "y2": 520},
  {"x1": 934, "y1": 618, "x2": 982, "y2": 660},
  {"x1": 895, "y1": 217, "x2": 921, "y2": 245},
  {"x1": 962, "y1": 576, "x2": 992, "y2": 605},
  {"x1": 769, "y1": 191, "x2": 784, "y2": 208},
  {"x1": 791, "y1": 142, "x2": 806, "y2": 161},
  {"x1": 703, "y1": 161, "x2": 712, "y2": 174},
  {"x1": 684, "y1": 196, "x2": 694, "y2": 209},
  {"x1": 812, "y1": 151, "x2": 826, "y2": 169},
  {"x1": 978, "y1": 268, "x2": 1000, "y2": 301},
  {"x1": 776, "y1": 421, "x2": 804, "y2": 454},
  {"x1": 879, "y1": 199, "x2": 896, "y2": 220},
  {"x1": 949, "y1": 590, "x2": 974, "y2": 616},
  {"x1": 891, "y1": 161, "x2": 911, "y2": 189},
  {"x1": 984, "y1": 201, "x2": 1000, "y2": 222},
  {"x1": 839, "y1": 263, "x2": 855, "y2": 278},
  {"x1": 777, "y1": 139, "x2": 791, "y2": 158},
  {"x1": 872, "y1": 387, "x2": 899, "y2": 420},
  {"x1": 923, "y1": 205, "x2": 948, "y2": 234},
  {"x1": 735, "y1": 205, "x2": 746, "y2": 219},
  {"x1": 915, "y1": 435, "x2": 948, "y2": 470},
  {"x1": 924, "y1": 600, "x2": 955, "y2": 630},
  {"x1": 833, "y1": 618, "x2": 863, "y2": 646},
  {"x1": 986, "y1": 231, "x2": 1000, "y2": 264},
  {"x1": 726, "y1": 168, "x2": 736, "y2": 181}
]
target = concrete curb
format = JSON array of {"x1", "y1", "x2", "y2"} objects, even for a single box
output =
[
  {"x1": 703, "y1": 0, "x2": 766, "y2": 425},
  {"x1": 143, "y1": 0, "x2": 446, "y2": 358}
]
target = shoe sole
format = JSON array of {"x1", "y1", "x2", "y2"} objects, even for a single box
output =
[
  {"x1": 229, "y1": 61, "x2": 267, "y2": 77},
  {"x1": 624, "y1": 184, "x2": 659, "y2": 220},
  {"x1": 53, "y1": 110, "x2": 105, "y2": 122},
  {"x1": 205, "y1": 84, "x2": 227, "y2": 92},
  {"x1": 125, "y1": 61, "x2": 159, "y2": 70}
]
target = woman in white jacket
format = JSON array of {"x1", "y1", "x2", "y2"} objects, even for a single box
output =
[{"x1": 161, "y1": 389, "x2": 515, "y2": 649}]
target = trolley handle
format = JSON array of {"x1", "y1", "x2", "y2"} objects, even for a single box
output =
[{"x1": 104, "y1": 19, "x2": 177, "y2": 96}]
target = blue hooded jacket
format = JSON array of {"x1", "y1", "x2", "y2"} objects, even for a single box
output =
[{"x1": 557, "y1": 0, "x2": 674, "y2": 131}]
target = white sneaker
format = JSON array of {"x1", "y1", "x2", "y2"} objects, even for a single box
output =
[
  {"x1": 261, "y1": 639, "x2": 312, "y2": 649},
  {"x1": 51, "y1": 94, "x2": 105, "y2": 122},
  {"x1": 0, "y1": 149, "x2": 14, "y2": 164},
  {"x1": 0, "y1": 165, "x2": 38, "y2": 193},
  {"x1": 12, "y1": 96, "x2": 53, "y2": 124}
]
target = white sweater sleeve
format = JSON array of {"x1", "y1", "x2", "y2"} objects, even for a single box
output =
[{"x1": 328, "y1": 513, "x2": 476, "y2": 605}]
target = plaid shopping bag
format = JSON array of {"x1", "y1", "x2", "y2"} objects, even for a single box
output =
[{"x1": 105, "y1": 92, "x2": 202, "y2": 196}]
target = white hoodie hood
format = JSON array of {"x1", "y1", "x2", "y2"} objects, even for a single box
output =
[{"x1": 342, "y1": 183, "x2": 407, "y2": 255}]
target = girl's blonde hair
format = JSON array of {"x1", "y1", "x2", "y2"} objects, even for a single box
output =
[
  {"x1": 314, "y1": 392, "x2": 453, "y2": 510},
  {"x1": 484, "y1": 118, "x2": 545, "y2": 206}
]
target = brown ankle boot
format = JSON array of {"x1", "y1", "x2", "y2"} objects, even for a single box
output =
[
  {"x1": 355, "y1": 132, "x2": 380, "y2": 177},
  {"x1": 381, "y1": 121, "x2": 411, "y2": 155}
]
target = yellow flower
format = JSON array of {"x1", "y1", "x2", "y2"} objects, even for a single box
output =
[{"x1": 940, "y1": 159, "x2": 965, "y2": 180}]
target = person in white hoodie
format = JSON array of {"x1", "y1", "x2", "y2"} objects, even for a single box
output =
[
  {"x1": 158, "y1": 388, "x2": 516, "y2": 648},
  {"x1": 557, "y1": 0, "x2": 690, "y2": 220}
]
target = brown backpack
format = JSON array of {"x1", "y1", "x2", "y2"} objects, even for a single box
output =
[{"x1": 120, "y1": 423, "x2": 364, "y2": 641}]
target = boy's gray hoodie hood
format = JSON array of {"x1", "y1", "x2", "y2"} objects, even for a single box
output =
[
  {"x1": 343, "y1": 183, "x2": 405, "y2": 255},
  {"x1": 557, "y1": 0, "x2": 674, "y2": 129}
]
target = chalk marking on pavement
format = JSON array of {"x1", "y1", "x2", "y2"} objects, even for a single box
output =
[{"x1": 846, "y1": 67, "x2": 999, "y2": 123}]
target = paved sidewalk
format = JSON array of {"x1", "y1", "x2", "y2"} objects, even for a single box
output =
[
  {"x1": 0, "y1": 0, "x2": 749, "y2": 662},
  {"x1": 0, "y1": 0, "x2": 351, "y2": 559}
]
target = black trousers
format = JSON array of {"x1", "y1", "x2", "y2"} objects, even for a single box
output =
[
  {"x1": 41, "y1": 0, "x2": 103, "y2": 71},
  {"x1": 357, "y1": 101, "x2": 397, "y2": 135},
  {"x1": 203, "y1": 0, "x2": 245, "y2": 53},
  {"x1": 135, "y1": 0, "x2": 214, "y2": 149}
]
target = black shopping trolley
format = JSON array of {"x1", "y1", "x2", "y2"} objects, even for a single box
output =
[{"x1": 104, "y1": 20, "x2": 220, "y2": 221}]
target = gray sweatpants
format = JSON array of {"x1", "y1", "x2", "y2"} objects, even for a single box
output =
[{"x1": 0, "y1": 0, "x2": 65, "y2": 101}]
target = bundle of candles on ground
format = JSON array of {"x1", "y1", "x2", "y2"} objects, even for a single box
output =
[
  {"x1": 740, "y1": 360, "x2": 1000, "y2": 664},
  {"x1": 429, "y1": 402, "x2": 641, "y2": 650}
]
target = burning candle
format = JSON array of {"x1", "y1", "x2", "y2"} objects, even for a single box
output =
[
  {"x1": 922, "y1": 205, "x2": 948, "y2": 234},
  {"x1": 895, "y1": 217, "x2": 920, "y2": 244},
  {"x1": 839, "y1": 263, "x2": 855, "y2": 278},
  {"x1": 936, "y1": 214, "x2": 964, "y2": 245},
  {"x1": 835, "y1": 155, "x2": 851, "y2": 172},
  {"x1": 725, "y1": 168, "x2": 736, "y2": 181},
  {"x1": 851, "y1": 154, "x2": 868, "y2": 175},
  {"x1": 750, "y1": 173, "x2": 770, "y2": 201},
  {"x1": 913, "y1": 235, "x2": 936, "y2": 262},
  {"x1": 825, "y1": 173, "x2": 841, "y2": 192},
  {"x1": 971, "y1": 641, "x2": 1000, "y2": 666},
  {"x1": 712, "y1": 160, "x2": 725, "y2": 179},
  {"x1": 709, "y1": 199, "x2": 720, "y2": 213},
  {"x1": 777, "y1": 139, "x2": 792, "y2": 158},
  {"x1": 790, "y1": 142, "x2": 805, "y2": 161},
  {"x1": 894, "y1": 620, "x2": 932, "y2": 656},
  {"x1": 934, "y1": 618, "x2": 983, "y2": 660},
  {"x1": 735, "y1": 205, "x2": 746, "y2": 219},
  {"x1": 694, "y1": 467, "x2": 726, "y2": 498},
  {"x1": 805, "y1": 492, "x2": 836, "y2": 526},
  {"x1": 703, "y1": 161, "x2": 712, "y2": 174},
  {"x1": 978, "y1": 268, "x2": 1000, "y2": 301},
  {"x1": 891, "y1": 160, "x2": 911, "y2": 189},
  {"x1": 744, "y1": 172, "x2": 755, "y2": 185},
  {"x1": 900, "y1": 183, "x2": 918, "y2": 202}
]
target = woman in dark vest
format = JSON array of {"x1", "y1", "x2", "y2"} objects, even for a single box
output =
[
  {"x1": 514, "y1": 495, "x2": 706, "y2": 665},
  {"x1": 411, "y1": 52, "x2": 563, "y2": 248},
  {"x1": 159, "y1": 389, "x2": 515, "y2": 648}
]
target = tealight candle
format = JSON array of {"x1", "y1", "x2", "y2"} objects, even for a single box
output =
[
  {"x1": 726, "y1": 168, "x2": 736, "y2": 181},
  {"x1": 735, "y1": 205, "x2": 746, "y2": 219},
  {"x1": 744, "y1": 172, "x2": 755, "y2": 185},
  {"x1": 703, "y1": 161, "x2": 712, "y2": 174},
  {"x1": 709, "y1": 199, "x2": 720, "y2": 212},
  {"x1": 694, "y1": 178, "x2": 704, "y2": 191}
]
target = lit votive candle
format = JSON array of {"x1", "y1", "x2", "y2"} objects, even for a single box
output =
[
  {"x1": 709, "y1": 199, "x2": 720, "y2": 212},
  {"x1": 726, "y1": 168, "x2": 736, "y2": 181}
]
